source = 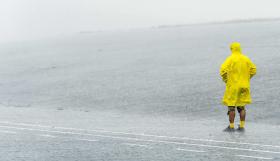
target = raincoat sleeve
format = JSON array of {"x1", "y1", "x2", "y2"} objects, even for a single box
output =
[
  {"x1": 248, "y1": 59, "x2": 257, "y2": 78},
  {"x1": 220, "y1": 57, "x2": 230, "y2": 83}
]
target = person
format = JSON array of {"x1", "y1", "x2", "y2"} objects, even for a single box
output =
[{"x1": 220, "y1": 42, "x2": 257, "y2": 131}]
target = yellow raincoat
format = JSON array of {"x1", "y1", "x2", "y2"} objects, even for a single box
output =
[{"x1": 220, "y1": 42, "x2": 257, "y2": 106}]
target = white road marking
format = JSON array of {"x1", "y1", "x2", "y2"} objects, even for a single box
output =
[
  {"x1": 0, "y1": 122, "x2": 51, "y2": 128},
  {"x1": 177, "y1": 148, "x2": 205, "y2": 153},
  {"x1": 38, "y1": 134, "x2": 98, "y2": 142},
  {"x1": 38, "y1": 134, "x2": 57, "y2": 138},
  {"x1": 236, "y1": 154, "x2": 273, "y2": 160},
  {"x1": 0, "y1": 121, "x2": 279, "y2": 149},
  {"x1": 123, "y1": 143, "x2": 152, "y2": 148},
  {"x1": 0, "y1": 130, "x2": 17, "y2": 134},
  {"x1": 74, "y1": 138, "x2": 98, "y2": 142},
  {"x1": 0, "y1": 125, "x2": 280, "y2": 155}
]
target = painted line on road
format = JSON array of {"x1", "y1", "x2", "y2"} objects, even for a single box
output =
[
  {"x1": 38, "y1": 134, "x2": 98, "y2": 142},
  {"x1": 236, "y1": 154, "x2": 273, "y2": 160},
  {"x1": 38, "y1": 134, "x2": 57, "y2": 138},
  {"x1": 123, "y1": 143, "x2": 152, "y2": 148},
  {"x1": 177, "y1": 149, "x2": 274, "y2": 160},
  {"x1": 74, "y1": 138, "x2": 98, "y2": 142},
  {"x1": 177, "y1": 148, "x2": 205, "y2": 153},
  {"x1": 0, "y1": 125, "x2": 280, "y2": 155},
  {"x1": 0, "y1": 130, "x2": 17, "y2": 134},
  {"x1": 0, "y1": 121, "x2": 279, "y2": 149}
]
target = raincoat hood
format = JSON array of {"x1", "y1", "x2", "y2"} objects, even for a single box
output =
[{"x1": 230, "y1": 42, "x2": 242, "y2": 53}]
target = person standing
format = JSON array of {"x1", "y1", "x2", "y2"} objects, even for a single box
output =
[{"x1": 220, "y1": 42, "x2": 257, "y2": 131}]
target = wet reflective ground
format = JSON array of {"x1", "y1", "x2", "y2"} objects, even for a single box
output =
[{"x1": 0, "y1": 20, "x2": 280, "y2": 160}]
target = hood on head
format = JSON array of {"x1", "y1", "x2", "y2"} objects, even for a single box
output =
[{"x1": 230, "y1": 42, "x2": 242, "y2": 53}]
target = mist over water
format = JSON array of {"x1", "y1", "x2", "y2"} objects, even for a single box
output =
[{"x1": 1, "y1": 20, "x2": 280, "y2": 124}]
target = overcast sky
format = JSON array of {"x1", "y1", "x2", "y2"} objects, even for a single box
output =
[{"x1": 1, "y1": 0, "x2": 280, "y2": 42}]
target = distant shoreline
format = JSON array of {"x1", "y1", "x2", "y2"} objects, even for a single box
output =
[
  {"x1": 156, "y1": 17, "x2": 280, "y2": 29},
  {"x1": 2, "y1": 17, "x2": 280, "y2": 44},
  {"x1": 78, "y1": 17, "x2": 280, "y2": 34}
]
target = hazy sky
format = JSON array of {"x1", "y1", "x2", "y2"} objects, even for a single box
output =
[{"x1": 1, "y1": 0, "x2": 280, "y2": 42}]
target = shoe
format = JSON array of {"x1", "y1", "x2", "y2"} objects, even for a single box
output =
[
  {"x1": 237, "y1": 125, "x2": 245, "y2": 132},
  {"x1": 223, "y1": 126, "x2": 235, "y2": 132}
]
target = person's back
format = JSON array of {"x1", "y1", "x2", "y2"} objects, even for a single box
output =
[{"x1": 220, "y1": 42, "x2": 256, "y2": 131}]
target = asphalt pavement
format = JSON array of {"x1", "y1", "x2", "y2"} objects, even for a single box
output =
[
  {"x1": 0, "y1": 106, "x2": 279, "y2": 161},
  {"x1": 1, "y1": 20, "x2": 280, "y2": 160}
]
